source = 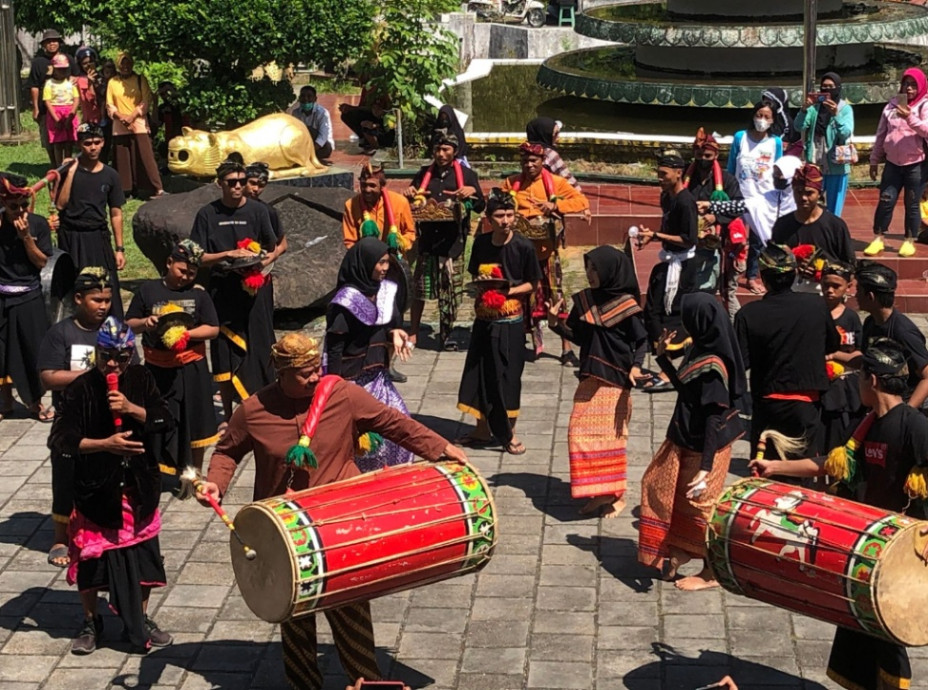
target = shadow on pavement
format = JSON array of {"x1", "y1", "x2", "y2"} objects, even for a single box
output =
[
  {"x1": 109, "y1": 640, "x2": 434, "y2": 689},
  {"x1": 0, "y1": 511, "x2": 50, "y2": 553},
  {"x1": 566, "y1": 534, "x2": 656, "y2": 594},
  {"x1": 625, "y1": 642, "x2": 827, "y2": 690}
]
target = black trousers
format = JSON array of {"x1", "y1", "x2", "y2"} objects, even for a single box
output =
[{"x1": 750, "y1": 396, "x2": 825, "y2": 459}]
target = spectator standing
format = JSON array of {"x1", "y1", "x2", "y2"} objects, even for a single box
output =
[
  {"x1": 106, "y1": 52, "x2": 164, "y2": 198},
  {"x1": 290, "y1": 86, "x2": 334, "y2": 161},
  {"x1": 75, "y1": 47, "x2": 105, "y2": 125},
  {"x1": 794, "y1": 72, "x2": 855, "y2": 216},
  {"x1": 27, "y1": 29, "x2": 77, "y2": 166},
  {"x1": 867, "y1": 67, "x2": 928, "y2": 257},
  {"x1": 42, "y1": 54, "x2": 79, "y2": 166}
]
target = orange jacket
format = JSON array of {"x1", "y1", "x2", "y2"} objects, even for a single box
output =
[{"x1": 501, "y1": 172, "x2": 589, "y2": 219}]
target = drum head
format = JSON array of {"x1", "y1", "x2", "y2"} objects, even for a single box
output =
[
  {"x1": 874, "y1": 522, "x2": 928, "y2": 646},
  {"x1": 41, "y1": 250, "x2": 75, "y2": 325},
  {"x1": 230, "y1": 504, "x2": 298, "y2": 624}
]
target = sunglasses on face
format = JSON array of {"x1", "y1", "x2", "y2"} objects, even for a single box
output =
[
  {"x1": 224, "y1": 178, "x2": 247, "y2": 187},
  {"x1": 99, "y1": 349, "x2": 133, "y2": 363}
]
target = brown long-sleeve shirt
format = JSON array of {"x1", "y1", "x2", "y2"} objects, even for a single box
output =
[{"x1": 206, "y1": 378, "x2": 449, "y2": 501}]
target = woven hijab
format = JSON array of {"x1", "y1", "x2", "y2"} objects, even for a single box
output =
[
  {"x1": 336, "y1": 237, "x2": 389, "y2": 297},
  {"x1": 681, "y1": 292, "x2": 746, "y2": 404}
]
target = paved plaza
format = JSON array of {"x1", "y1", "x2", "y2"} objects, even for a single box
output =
[{"x1": 1, "y1": 331, "x2": 928, "y2": 690}]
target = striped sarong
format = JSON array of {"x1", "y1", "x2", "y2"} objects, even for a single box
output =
[
  {"x1": 637, "y1": 439, "x2": 731, "y2": 567},
  {"x1": 567, "y1": 378, "x2": 631, "y2": 499}
]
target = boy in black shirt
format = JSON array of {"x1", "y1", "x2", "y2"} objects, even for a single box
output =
[
  {"x1": 190, "y1": 156, "x2": 277, "y2": 425},
  {"x1": 750, "y1": 339, "x2": 927, "y2": 690},
  {"x1": 126, "y1": 240, "x2": 220, "y2": 471},
  {"x1": 854, "y1": 262, "x2": 928, "y2": 409},
  {"x1": 55, "y1": 123, "x2": 127, "y2": 317},
  {"x1": 456, "y1": 189, "x2": 541, "y2": 454},
  {"x1": 734, "y1": 244, "x2": 839, "y2": 458},
  {"x1": 639, "y1": 150, "x2": 700, "y2": 377},
  {"x1": 38, "y1": 267, "x2": 115, "y2": 567}
]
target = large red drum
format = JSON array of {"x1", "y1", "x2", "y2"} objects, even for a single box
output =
[
  {"x1": 706, "y1": 477, "x2": 928, "y2": 646},
  {"x1": 231, "y1": 460, "x2": 497, "y2": 623}
]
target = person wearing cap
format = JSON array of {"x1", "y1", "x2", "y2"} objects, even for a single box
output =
[
  {"x1": 27, "y1": 29, "x2": 78, "y2": 166},
  {"x1": 42, "y1": 52, "x2": 80, "y2": 166},
  {"x1": 750, "y1": 337, "x2": 927, "y2": 690},
  {"x1": 501, "y1": 141, "x2": 589, "y2": 363},
  {"x1": 342, "y1": 162, "x2": 415, "y2": 252},
  {"x1": 75, "y1": 47, "x2": 104, "y2": 126},
  {"x1": 403, "y1": 132, "x2": 485, "y2": 348},
  {"x1": 106, "y1": 52, "x2": 164, "y2": 198},
  {"x1": 638, "y1": 149, "x2": 699, "y2": 389},
  {"x1": 734, "y1": 244, "x2": 839, "y2": 460},
  {"x1": 190, "y1": 155, "x2": 278, "y2": 426},
  {"x1": 0, "y1": 172, "x2": 54, "y2": 422},
  {"x1": 289, "y1": 85, "x2": 334, "y2": 161},
  {"x1": 456, "y1": 189, "x2": 541, "y2": 455},
  {"x1": 854, "y1": 262, "x2": 928, "y2": 409},
  {"x1": 727, "y1": 101, "x2": 784, "y2": 294},
  {"x1": 771, "y1": 162, "x2": 855, "y2": 288},
  {"x1": 126, "y1": 240, "x2": 220, "y2": 473},
  {"x1": 38, "y1": 267, "x2": 120, "y2": 568},
  {"x1": 48, "y1": 316, "x2": 174, "y2": 655},
  {"x1": 196, "y1": 332, "x2": 468, "y2": 689}
]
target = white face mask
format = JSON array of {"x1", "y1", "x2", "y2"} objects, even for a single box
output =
[{"x1": 754, "y1": 118, "x2": 772, "y2": 133}]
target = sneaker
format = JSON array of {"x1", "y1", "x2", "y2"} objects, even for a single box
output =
[
  {"x1": 145, "y1": 615, "x2": 173, "y2": 648},
  {"x1": 71, "y1": 615, "x2": 103, "y2": 655},
  {"x1": 388, "y1": 366, "x2": 407, "y2": 384},
  {"x1": 900, "y1": 239, "x2": 917, "y2": 257},
  {"x1": 864, "y1": 237, "x2": 885, "y2": 256}
]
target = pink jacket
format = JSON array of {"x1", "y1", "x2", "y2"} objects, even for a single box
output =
[{"x1": 871, "y1": 97, "x2": 928, "y2": 166}]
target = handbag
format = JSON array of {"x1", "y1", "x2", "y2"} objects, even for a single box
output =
[{"x1": 831, "y1": 137, "x2": 858, "y2": 165}]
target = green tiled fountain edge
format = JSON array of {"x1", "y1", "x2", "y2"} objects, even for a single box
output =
[
  {"x1": 576, "y1": 1, "x2": 928, "y2": 49},
  {"x1": 537, "y1": 45, "x2": 928, "y2": 107}
]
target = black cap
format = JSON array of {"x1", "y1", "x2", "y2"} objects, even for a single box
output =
[{"x1": 856, "y1": 262, "x2": 897, "y2": 293}]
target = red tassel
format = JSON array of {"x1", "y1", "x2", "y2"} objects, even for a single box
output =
[{"x1": 480, "y1": 290, "x2": 506, "y2": 310}]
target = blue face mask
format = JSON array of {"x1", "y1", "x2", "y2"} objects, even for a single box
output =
[{"x1": 300, "y1": 102, "x2": 315, "y2": 113}]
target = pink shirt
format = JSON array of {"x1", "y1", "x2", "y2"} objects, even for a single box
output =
[{"x1": 871, "y1": 97, "x2": 928, "y2": 167}]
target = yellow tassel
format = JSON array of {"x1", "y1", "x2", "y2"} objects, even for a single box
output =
[
  {"x1": 162, "y1": 325, "x2": 188, "y2": 349},
  {"x1": 477, "y1": 264, "x2": 496, "y2": 278},
  {"x1": 905, "y1": 467, "x2": 928, "y2": 499},
  {"x1": 357, "y1": 435, "x2": 371, "y2": 453},
  {"x1": 824, "y1": 446, "x2": 848, "y2": 481},
  {"x1": 158, "y1": 302, "x2": 184, "y2": 315}
]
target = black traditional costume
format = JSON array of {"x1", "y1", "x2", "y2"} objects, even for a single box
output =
[
  {"x1": 190, "y1": 198, "x2": 277, "y2": 401},
  {"x1": 551, "y1": 247, "x2": 647, "y2": 502}
]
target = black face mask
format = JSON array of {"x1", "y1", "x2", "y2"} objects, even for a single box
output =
[
  {"x1": 695, "y1": 158, "x2": 713, "y2": 172},
  {"x1": 773, "y1": 177, "x2": 789, "y2": 191}
]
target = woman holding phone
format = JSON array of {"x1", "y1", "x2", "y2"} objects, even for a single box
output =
[
  {"x1": 867, "y1": 67, "x2": 928, "y2": 257},
  {"x1": 795, "y1": 72, "x2": 854, "y2": 216}
]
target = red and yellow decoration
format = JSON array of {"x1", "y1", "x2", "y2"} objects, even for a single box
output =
[
  {"x1": 474, "y1": 264, "x2": 521, "y2": 320},
  {"x1": 414, "y1": 159, "x2": 465, "y2": 207},
  {"x1": 360, "y1": 191, "x2": 410, "y2": 253},
  {"x1": 825, "y1": 360, "x2": 845, "y2": 381},
  {"x1": 157, "y1": 303, "x2": 190, "y2": 352},
  {"x1": 236, "y1": 237, "x2": 267, "y2": 296},
  {"x1": 792, "y1": 244, "x2": 826, "y2": 282},
  {"x1": 285, "y1": 374, "x2": 341, "y2": 470}
]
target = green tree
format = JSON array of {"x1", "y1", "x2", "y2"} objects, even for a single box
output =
[
  {"x1": 14, "y1": 0, "x2": 104, "y2": 36},
  {"x1": 354, "y1": 0, "x2": 460, "y2": 126}
]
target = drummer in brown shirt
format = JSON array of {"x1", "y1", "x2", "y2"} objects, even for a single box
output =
[{"x1": 199, "y1": 332, "x2": 468, "y2": 690}]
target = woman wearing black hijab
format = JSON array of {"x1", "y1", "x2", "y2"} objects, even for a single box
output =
[
  {"x1": 638, "y1": 292, "x2": 745, "y2": 591},
  {"x1": 548, "y1": 246, "x2": 647, "y2": 517},
  {"x1": 433, "y1": 105, "x2": 469, "y2": 164},
  {"x1": 325, "y1": 237, "x2": 414, "y2": 471},
  {"x1": 525, "y1": 116, "x2": 580, "y2": 189}
]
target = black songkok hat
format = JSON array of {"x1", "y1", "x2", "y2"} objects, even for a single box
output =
[
  {"x1": 656, "y1": 148, "x2": 687, "y2": 169},
  {"x1": 758, "y1": 243, "x2": 797, "y2": 273},
  {"x1": 862, "y1": 337, "x2": 909, "y2": 378},
  {"x1": 856, "y1": 261, "x2": 897, "y2": 293},
  {"x1": 486, "y1": 187, "x2": 516, "y2": 215}
]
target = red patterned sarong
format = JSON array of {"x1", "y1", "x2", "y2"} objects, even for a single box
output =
[{"x1": 567, "y1": 378, "x2": 631, "y2": 499}]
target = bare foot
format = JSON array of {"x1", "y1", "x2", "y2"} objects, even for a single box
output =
[
  {"x1": 579, "y1": 495, "x2": 616, "y2": 515},
  {"x1": 663, "y1": 550, "x2": 691, "y2": 581},
  {"x1": 601, "y1": 497, "x2": 627, "y2": 519},
  {"x1": 674, "y1": 568, "x2": 720, "y2": 591}
]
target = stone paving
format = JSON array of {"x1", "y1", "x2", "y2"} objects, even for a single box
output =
[{"x1": 2, "y1": 333, "x2": 928, "y2": 690}]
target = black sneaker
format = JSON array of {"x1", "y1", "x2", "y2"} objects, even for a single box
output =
[
  {"x1": 388, "y1": 366, "x2": 408, "y2": 383},
  {"x1": 145, "y1": 615, "x2": 173, "y2": 647},
  {"x1": 71, "y1": 615, "x2": 103, "y2": 655}
]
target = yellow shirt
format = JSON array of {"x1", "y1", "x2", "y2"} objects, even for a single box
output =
[
  {"x1": 106, "y1": 73, "x2": 153, "y2": 136},
  {"x1": 501, "y1": 172, "x2": 589, "y2": 219},
  {"x1": 42, "y1": 79, "x2": 78, "y2": 107}
]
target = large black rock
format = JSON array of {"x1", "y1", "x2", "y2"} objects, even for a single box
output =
[{"x1": 133, "y1": 183, "x2": 353, "y2": 311}]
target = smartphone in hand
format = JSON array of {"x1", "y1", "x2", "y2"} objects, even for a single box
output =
[{"x1": 808, "y1": 91, "x2": 829, "y2": 103}]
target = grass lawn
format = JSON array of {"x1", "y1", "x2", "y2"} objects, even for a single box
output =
[{"x1": 0, "y1": 115, "x2": 157, "y2": 284}]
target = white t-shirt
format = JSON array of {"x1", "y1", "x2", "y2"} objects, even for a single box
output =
[{"x1": 735, "y1": 134, "x2": 779, "y2": 200}]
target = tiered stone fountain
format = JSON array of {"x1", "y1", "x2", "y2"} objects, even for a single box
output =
[{"x1": 538, "y1": 0, "x2": 928, "y2": 108}]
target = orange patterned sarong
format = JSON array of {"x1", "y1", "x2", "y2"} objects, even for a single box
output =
[
  {"x1": 637, "y1": 439, "x2": 731, "y2": 567},
  {"x1": 567, "y1": 378, "x2": 631, "y2": 499}
]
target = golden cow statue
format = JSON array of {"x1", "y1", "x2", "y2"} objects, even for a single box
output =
[{"x1": 167, "y1": 113, "x2": 328, "y2": 179}]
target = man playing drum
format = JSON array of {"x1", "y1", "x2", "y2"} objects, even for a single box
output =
[
  {"x1": 197, "y1": 333, "x2": 468, "y2": 690},
  {"x1": 750, "y1": 338, "x2": 928, "y2": 690}
]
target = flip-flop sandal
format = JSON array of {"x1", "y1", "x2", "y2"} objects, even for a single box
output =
[
  {"x1": 33, "y1": 406, "x2": 55, "y2": 423},
  {"x1": 505, "y1": 440, "x2": 527, "y2": 456},
  {"x1": 47, "y1": 544, "x2": 69, "y2": 568},
  {"x1": 643, "y1": 379, "x2": 673, "y2": 393}
]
